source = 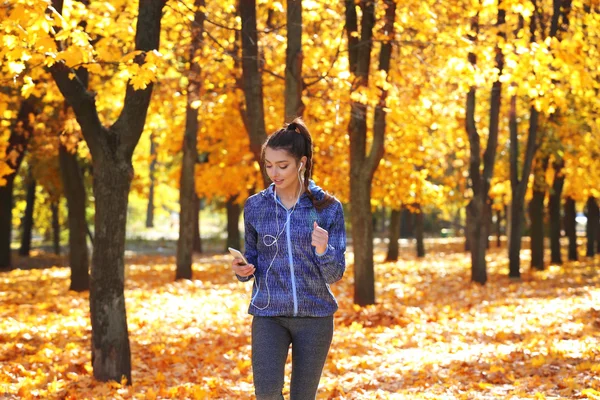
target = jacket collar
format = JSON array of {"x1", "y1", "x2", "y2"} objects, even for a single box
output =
[{"x1": 262, "y1": 180, "x2": 318, "y2": 208}]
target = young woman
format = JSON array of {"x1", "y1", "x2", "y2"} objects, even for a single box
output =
[{"x1": 231, "y1": 118, "x2": 346, "y2": 399}]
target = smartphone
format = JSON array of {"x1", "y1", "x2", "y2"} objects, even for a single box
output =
[{"x1": 228, "y1": 247, "x2": 248, "y2": 265}]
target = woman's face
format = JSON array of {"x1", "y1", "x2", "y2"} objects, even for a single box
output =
[{"x1": 264, "y1": 147, "x2": 305, "y2": 191}]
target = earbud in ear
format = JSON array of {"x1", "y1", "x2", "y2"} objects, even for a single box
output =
[{"x1": 299, "y1": 162, "x2": 303, "y2": 171}]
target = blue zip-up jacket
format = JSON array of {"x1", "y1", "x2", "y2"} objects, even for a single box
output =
[{"x1": 237, "y1": 180, "x2": 346, "y2": 317}]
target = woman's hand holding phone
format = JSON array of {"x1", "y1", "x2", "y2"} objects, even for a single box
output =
[
  {"x1": 229, "y1": 247, "x2": 255, "y2": 277},
  {"x1": 232, "y1": 258, "x2": 256, "y2": 277}
]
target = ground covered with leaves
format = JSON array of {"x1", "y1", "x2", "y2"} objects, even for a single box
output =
[{"x1": 1, "y1": 241, "x2": 599, "y2": 399}]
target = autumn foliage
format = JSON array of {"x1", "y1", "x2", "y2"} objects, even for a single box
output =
[
  {"x1": 1, "y1": 242, "x2": 599, "y2": 399},
  {"x1": 2, "y1": 0, "x2": 600, "y2": 397}
]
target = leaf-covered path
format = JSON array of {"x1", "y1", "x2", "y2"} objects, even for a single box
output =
[{"x1": 1, "y1": 241, "x2": 599, "y2": 399}]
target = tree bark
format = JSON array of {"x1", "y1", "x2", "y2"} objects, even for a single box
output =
[
  {"x1": 193, "y1": 195, "x2": 203, "y2": 253},
  {"x1": 285, "y1": 0, "x2": 304, "y2": 121},
  {"x1": 226, "y1": 197, "x2": 241, "y2": 251},
  {"x1": 564, "y1": 196, "x2": 577, "y2": 261},
  {"x1": 146, "y1": 134, "x2": 157, "y2": 228},
  {"x1": 51, "y1": 201, "x2": 60, "y2": 255},
  {"x1": 529, "y1": 188, "x2": 546, "y2": 270},
  {"x1": 89, "y1": 161, "x2": 133, "y2": 383},
  {"x1": 347, "y1": 0, "x2": 375, "y2": 306},
  {"x1": 59, "y1": 143, "x2": 90, "y2": 292},
  {"x1": 549, "y1": 159, "x2": 564, "y2": 264},
  {"x1": 496, "y1": 207, "x2": 502, "y2": 247},
  {"x1": 177, "y1": 0, "x2": 205, "y2": 281},
  {"x1": 466, "y1": 4, "x2": 504, "y2": 284},
  {"x1": 351, "y1": 178, "x2": 375, "y2": 304},
  {"x1": 597, "y1": 212, "x2": 600, "y2": 255},
  {"x1": 508, "y1": 100, "x2": 538, "y2": 279},
  {"x1": 508, "y1": 8, "x2": 539, "y2": 279},
  {"x1": 400, "y1": 206, "x2": 413, "y2": 238},
  {"x1": 465, "y1": 206, "x2": 471, "y2": 252},
  {"x1": 486, "y1": 199, "x2": 493, "y2": 250},
  {"x1": 50, "y1": 0, "x2": 165, "y2": 383},
  {"x1": 240, "y1": 0, "x2": 269, "y2": 187},
  {"x1": 59, "y1": 65, "x2": 91, "y2": 291},
  {"x1": 0, "y1": 180, "x2": 15, "y2": 270},
  {"x1": 586, "y1": 196, "x2": 598, "y2": 257},
  {"x1": 386, "y1": 208, "x2": 400, "y2": 261},
  {"x1": 19, "y1": 168, "x2": 36, "y2": 257},
  {"x1": 346, "y1": 0, "x2": 395, "y2": 305},
  {"x1": 505, "y1": 203, "x2": 511, "y2": 250},
  {"x1": 0, "y1": 99, "x2": 34, "y2": 270},
  {"x1": 415, "y1": 204, "x2": 425, "y2": 258},
  {"x1": 529, "y1": 156, "x2": 548, "y2": 270}
]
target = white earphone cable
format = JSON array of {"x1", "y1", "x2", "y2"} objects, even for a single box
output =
[{"x1": 250, "y1": 164, "x2": 305, "y2": 310}]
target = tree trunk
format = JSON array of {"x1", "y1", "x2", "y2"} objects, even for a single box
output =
[
  {"x1": 50, "y1": 0, "x2": 165, "y2": 383},
  {"x1": 240, "y1": 0, "x2": 269, "y2": 187},
  {"x1": 505, "y1": 203, "x2": 511, "y2": 251},
  {"x1": 467, "y1": 197, "x2": 490, "y2": 284},
  {"x1": 0, "y1": 99, "x2": 34, "y2": 270},
  {"x1": 529, "y1": 155, "x2": 549, "y2": 270},
  {"x1": 415, "y1": 203, "x2": 425, "y2": 258},
  {"x1": 564, "y1": 197, "x2": 577, "y2": 261},
  {"x1": 193, "y1": 195, "x2": 203, "y2": 253},
  {"x1": 89, "y1": 162, "x2": 132, "y2": 383},
  {"x1": 529, "y1": 188, "x2": 545, "y2": 270},
  {"x1": 146, "y1": 134, "x2": 157, "y2": 228},
  {"x1": 346, "y1": 0, "x2": 395, "y2": 305},
  {"x1": 176, "y1": 0, "x2": 205, "y2": 281},
  {"x1": 465, "y1": 205, "x2": 471, "y2": 252},
  {"x1": 549, "y1": 160, "x2": 564, "y2": 264},
  {"x1": 586, "y1": 196, "x2": 598, "y2": 257},
  {"x1": 508, "y1": 198, "x2": 526, "y2": 278},
  {"x1": 386, "y1": 208, "x2": 400, "y2": 261},
  {"x1": 19, "y1": 169, "x2": 36, "y2": 257},
  {"x1": 507, "y1": 6, "x2": 541, "y2": 279},
  {"x1": 346, "y1": 0, "x2": 375, "y2": 305},
  {"x1": 0, "y1": 180, "x2": 15, "y2": 270},
  {"x1": 465, "y1": 3, "x2": 504, "y2": 284},
  {"x1": 486, "y1": 199, "x2": 492, "y2": 250},
  {"x1": 597, "y1": 214, "x2": 600, "y2": 255},
  {"x1": 508, "y1": 92, "x2": 538, "y2": 279},
  {"x1": 51, "y1": 201, "x2": 60, "y2": 255},
  {"x1": 351, "y1": 178, "x2": 375, "y2": 305},
  {"x1": 59, "y1": 143, "x2": 90, "y2": 292},
  {"x1": 285, "y1": 0, "x2": 304, "y2": 121},
  {"x1": 226, "y1": 197, "x2": 241, "y2": 251},
  {"x1": 496, "y1": 207, "x2": 502, "y2": 247},
  {"x1": 400, "y1": 206, "x2": 413, "y2": 238}
]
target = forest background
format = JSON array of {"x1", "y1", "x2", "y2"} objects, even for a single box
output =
[{"x1": 1, "y1": 0, "x2": 599, "y2": 398}]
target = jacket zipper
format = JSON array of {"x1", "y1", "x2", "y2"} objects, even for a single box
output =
[{"x1": 286, "y1": 209, "x2": 299, "y2": 316}]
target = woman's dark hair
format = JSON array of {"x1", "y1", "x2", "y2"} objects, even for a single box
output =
[{"x1": 261, "y1": 117, "x2": 336, "y2": 211}]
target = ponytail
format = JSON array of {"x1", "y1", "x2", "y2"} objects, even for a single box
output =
[
  {"x1": 262, "y1": 117, "x2": 336, "y2": 210},
  {"x1": 287, "y1": 118, "x2": 336, "y2": 211}
]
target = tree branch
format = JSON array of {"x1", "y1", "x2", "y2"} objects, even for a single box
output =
[
  {"x1": 50, "y1": 66, "x2": 104, "y2": 153},
  {"x1": 366, "y1": 0, "x2": 396, "y2": 178},
  {"x1": 171, "y1": 0, "x2": 286, "y2": 33},
  {"x1": 113, "y1": 0, "x2": 165, "y2": 159}
]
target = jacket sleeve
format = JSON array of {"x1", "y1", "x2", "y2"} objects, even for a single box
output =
[
  {"x1": 236, "y1": 200, "x2": 258, "y2": 282},
  {"x1": 315, "y1": 201, "x2": 346, "y2": 284}
]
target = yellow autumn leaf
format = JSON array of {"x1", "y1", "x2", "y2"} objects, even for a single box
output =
[
  {"x1": 582, "y1": 389, "x2": 600, "y2": 400},
  {"x1": 531, "y1": 355, "x2": 546, "y2": 367},
  {"x1": 21, "y1": 76, "x2": 35, "y2": 98},
  {"x1": 8, "y1": 61, "x2": 25, "y2": 74}
]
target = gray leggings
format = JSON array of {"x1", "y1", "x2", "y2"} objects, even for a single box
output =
[{"x1": 251, "y1": 315, "x2": 334, "y2": 400}]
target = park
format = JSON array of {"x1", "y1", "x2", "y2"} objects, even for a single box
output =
[{"x1": 1, "y1": 0, "x2": 599, "y2": 399}]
